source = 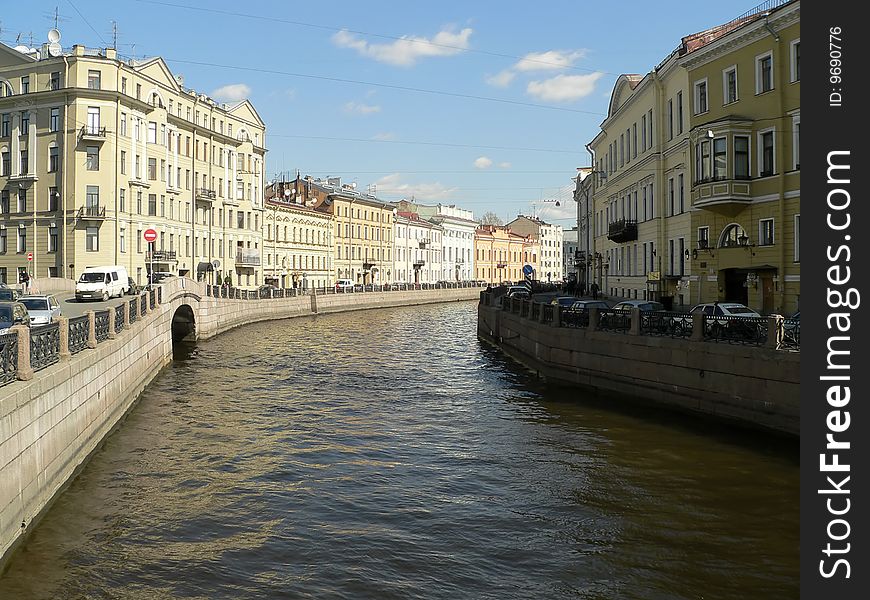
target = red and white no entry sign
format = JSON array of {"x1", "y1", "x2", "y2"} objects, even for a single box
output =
[
  {"x1": 26, "y1": 252, "x2": 33, "y2": 261},
  {"x1": 143, "y1": 228, "x2": 158, "y2": 243}
]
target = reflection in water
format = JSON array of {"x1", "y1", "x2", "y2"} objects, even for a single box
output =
[{"x1": 0, "y1": 301, "x2": 798, "y2": 599}]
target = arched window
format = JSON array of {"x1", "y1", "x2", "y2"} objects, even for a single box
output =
[{"x1": 719, "y1": 223, "x2": 747, "y2": 248}]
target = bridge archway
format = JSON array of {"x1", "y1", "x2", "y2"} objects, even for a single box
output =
[{"x1": 171, "y1": 304, "x2": 196, "y2": 343}]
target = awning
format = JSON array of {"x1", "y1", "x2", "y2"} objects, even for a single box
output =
[
  {"x1": 196, "y1": 261, "x2": 214, "y2": 272},
  {"x1": 730, "y1": 265, "x2": 778, "y2": 273}
]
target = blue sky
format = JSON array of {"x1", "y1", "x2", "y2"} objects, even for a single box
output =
[{"x1": 5, "y1": 0, "x2": 756, "y2": 226}]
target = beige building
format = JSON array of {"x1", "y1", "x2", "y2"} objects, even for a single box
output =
[
  {"x1": 506, "y1": 215, "x2": 564, "y2": 283},
  {"x1": 263, "y1": 181, "x2": 334, "y2": 290},
  {"x1": 681, "y1": 0, "x2": 800, "y2": 314},
  {"x1": 0, "y1": 39, "x2": 266, "y2": 288},
  {"x1": 474, "y1": 225, "x2": 539, "y2": 284},
  {"x1": 297, "y1": 177, "x2": 394, "y2": 284}
]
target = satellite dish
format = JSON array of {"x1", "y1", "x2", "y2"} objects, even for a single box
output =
[
  {"x1": 48, "y1": 42, "x2": 62, "y2": 57},
  {"x1": 284, "y1": 188, "x2": 292, "y2": 197},
  {"x1": 211, "y1": 259, "x2": 221, "y2": 269},
  {"x1": 48, "y1": 28, "x2": 61, "y2": 43}
]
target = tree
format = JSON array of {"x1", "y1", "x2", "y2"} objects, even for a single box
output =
[{"x1": 479, "y1": 211, "x2": 503, "y2": 226}]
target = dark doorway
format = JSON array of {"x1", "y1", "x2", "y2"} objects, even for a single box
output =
[
  {"x1": 760, "y1": 275, "x2": 774, "y2": 314},
  {"x1": 722, "y1": 269, "x2": 748, "y2": 305},
  {"x1": 171, "y1": 304, "x2": 196, "y2": 343}
]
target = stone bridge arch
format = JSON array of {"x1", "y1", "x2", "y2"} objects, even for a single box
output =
[{"x1": 171, "y1": 304, "x2": 196, "y2": 342}]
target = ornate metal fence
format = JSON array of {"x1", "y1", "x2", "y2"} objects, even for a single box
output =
[
  {"x1": 530, "y1": 302, "x2": 541, "y2": 321},
  {"x1": 68, "y1": 316, "x2": 89, "y2": 354},
  {"x1": 640, "y1": 311, "x2": 694, "y2": 338},
  {"x1": 129, "y1": 299, "x2": 138, "y2": 323},
  {"x1": 597, "y1": 309, "x2": 631, "y2": 333},
  {"x1": 149, "y1": 289, "x2": 156, "y2": 310},
  {"x1": 542, "y1": 304, "x2": 554, "y2": 324},
  {"x1": 703, "y1": 315, "x2": 768, "y2": 345},
  {"x1": 780, "y1": 318, "x2": 800, "y2": 350},
  {"x1": 140, "y1": 294, "x2": 147, "y2": 314},
  {"x1": 562, "y1": 307, "x2": 590, "y2": 328},
  {"x1": 30, "y1": 323, "x2": 60, "y2": 371},
  {"x1": 0, "y1": 332, "x2": 17, "y2": 386},
  {"x1": 95, "y1": 310, "x2": 110, "y2": 342},
  {"x1": 114, "y1": 304, "x2": 125, "y2": 333}
]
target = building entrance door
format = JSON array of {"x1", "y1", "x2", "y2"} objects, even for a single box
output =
[{"x1": 723, "y1": 269, "x2": 748, "y2": 305}]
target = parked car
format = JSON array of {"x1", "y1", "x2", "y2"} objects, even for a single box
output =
[
  {"x1": 612, "y1": 300, "x2": 666, "y2": 312},
  {"x1": 569, "y1": 300, "x2": 609, "y2": 311},
  {"x1": 126, "y1": 277, "x2": 142, "y2": 295},
  {"x1": 690, "y1": 302, "x2": 763, "y2": 340},
  {"x1": 0, "y1": 288, "x2": 20, "y2": 301},
  {"x1": 0, "y1": 301, "x2": 30, "y2": 334},
  {"x1": 334, "y1": 278, "x2": 354, "y2": 292},
  {"x1": 148, "y1": 271, "x2": 175, "y2": 285},
  {"x1": 19, "y1": 295, "x2": 62, "y2": 326},
  {"x1": 550, "y1": 296, "x2": 579, "y2": 307},
  {"x1": 76, "y1": 265, "x2": 130, "y2": 301},
  {"x1": 690, "y1": 302, "x2": 761, "y2": 318},
  {"x1": 507, "y1": 289, "x2": 530, "y2": 299}
]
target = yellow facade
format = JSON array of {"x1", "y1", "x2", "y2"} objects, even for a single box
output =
[
  {"x1": 681, "y1": 0, "x2": 800, "y2": 313},
  {"x1": 474, "y1": 225, "x2": 539, "y2": 284},
  {"x1": 1, "y1": 42, "x2": 266, "y2": 288}
]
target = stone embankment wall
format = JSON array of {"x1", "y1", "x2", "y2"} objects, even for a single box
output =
[
  {"x1": 478, "y1": 302, "x2": 800, "y2": 436},
  {"x1": 0, "y1": 281, "x2": 481, "y2": 569}
]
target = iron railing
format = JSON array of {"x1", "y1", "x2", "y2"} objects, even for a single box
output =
[
  {"x1": 114, "y1": 304, "x2": 125, "y2": 333},
  {"x1": 0, "y1": 332, "x2": 17, "y2": 386},
  {"x1": 530, "y1": 302, "x2": 540, "y2": 321},
  {"x1": 140, "y1": 294, "x2": 147, "y2": 315},
  {"x1": 562, "y1": 307, "x2": 590, "y2": 328},
  {"x1": 703, "y1": 315, "x2": 768, "y2": 346},
  {"x1": 542, "y1": 304, "x2": 554, "y2": 324},
  {"x1": 129, "y1": 299, "x2": 138, "y2": 323},
  {"x1": 68, "y1": 316, "x2": 89, "y2": 354},
  {"x1": 149, "y1": 289, "x2": 156, "y2": 310},
  {"x1": 95, "y1": 310, "x2": 110, "y2": 342},
  {"x1": 30, "y1": 323, "x2": 60, "y2": 371},
  {"x1": 597, "y1": 309, "x2": 631, "y2": 333},
  {"x1": 780, "y1": 318, "x2": 800, "y2": 350},
  {"x1": 640, "y1": 311, "x2": 694, "y2": 338}
]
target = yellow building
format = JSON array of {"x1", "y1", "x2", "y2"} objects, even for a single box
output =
[
  {"x1": 681, "y1": 0, "x2": 800, "y2": 313},
  {"x1": 474, "y1": 225, "x2": 539, "y2": 284},
  {"x1": 299, "y1": 176, "x2": 394, "y2": 284},
  {"x1": 263, "y1": 181, "x2": 334, "y2": 290},
  {"x1": 0, "y1": 39, "x2": 266, "y2": 288}
]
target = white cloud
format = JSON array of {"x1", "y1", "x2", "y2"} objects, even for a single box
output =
[
  {"x1": 498, "y1": 162, "x2": 512, "y2": 169},
  {"x1": 343, "y1": 101, "x2": 381, "y2": 115},
  {"x1": 514, "y1": 49, "x2": 588, "y2": 72},
  {"x1": 372, "y1": 132, "x2": 397, "y2": 141},
  {"x1": 473, "y1": 156, "x2": 493, "y2": 169},
  {"x1": 211, "y1": 83, "x2": 251, "y2": 102},
  {"x1": 374, "y1": 173, "x2": 458, "y2": 200},
  {"x1": 332, "y1": 27, "x2": 472, "y2": 67},
  {"x1": 485, "y1": 70, "x2": 516, "y2": 87},
  {"x1": 526, "y1": 72, "x2": 604, "y2": 102}
]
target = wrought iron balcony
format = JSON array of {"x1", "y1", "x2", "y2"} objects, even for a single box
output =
[
  {"x1": 78, "y1": 204, "x2": 106, "y2": 219},
  {"x1": 80, "y1": 125, "x2": 107, "y2": 141},
  {"x1": 145, "y1": 250, "x2": 177, "y2": 262},
  {"x1": 196, "y1": 188, "x2": 217, "y2": 201},
  {"x1": 419, "y1": 240, "x2": 430, "y2": 249},
  {"x1": 235, "y1": 248, "x2": 261, "y2": 266},
  {"x1": 607, "y1": 219, "x2": 638, "y2": 243},
  {"x1": 413, "y1": 260, "x2": 426, "y2": 268}
]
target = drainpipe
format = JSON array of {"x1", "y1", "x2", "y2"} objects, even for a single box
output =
[{"x1": 62, "y1": 55, "x2": 70, "y2": 280}]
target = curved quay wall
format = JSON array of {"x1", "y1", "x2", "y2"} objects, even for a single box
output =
[
  {"x1": 0, "y1": 279, "x2": 482, "y2": 568},
  {"x1": 478, "y1": 295, "x2": 800, "y2": 437}
]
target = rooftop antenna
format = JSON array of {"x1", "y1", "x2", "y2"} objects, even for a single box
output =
[{"x1": 111, "y1": 21, "x2": 117, "y2": 49}]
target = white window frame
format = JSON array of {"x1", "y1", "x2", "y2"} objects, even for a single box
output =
[
  {"x1": 755, "y1": 51, "x2": 774, "y2": 94},
  {"x1": 794, "y1": 214, "x2": 800, "y2": 262},
  {"x1": 758, "y1": 218, "x2": 775, "y2": 246},
  {"x1": 792, "y1": 113, "x2": 800, "y2": 170},
  {"x1": 697, "y1": 226, "x2": 710, "y2": 249},
  {"x1": 86, "y1": 227, "x2": 99, "y2": 252},
  {"x1": 790, "y1": 39, "x2": 800, "y2": 83},
  {"x1": 693, "y1": 78, "x2": 708, "y2": 115},
  {"x1": 757, "y1": 128, "x2": 776, "y2": 177},
  {"x1": 722, "y1": 65, "x2": 738, "y2": 105}
]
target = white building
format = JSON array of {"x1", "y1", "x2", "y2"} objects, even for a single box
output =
[
  {"x1": 563, "y1": 227, "x2": 579, "y2": 280},
  {"x1": 415, "y1": 204, "x2": 476, "y2": 281},
  {"x1": 506, "y1": 215, "x2": 564, "y2": 282},
  {"x1": 394, "y1": 211, "x2": 442, "y2": 284}
]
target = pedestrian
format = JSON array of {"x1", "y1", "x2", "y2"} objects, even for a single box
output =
[
  {"x1": 19, "y1": 270, "x2": 30, "y2": 294},
  {"x1": 590, "y1": 282, "x2": 599, "y2": 300},
  {"x1": 579, "y1": 282, "x2": 586, "y2": 297}
]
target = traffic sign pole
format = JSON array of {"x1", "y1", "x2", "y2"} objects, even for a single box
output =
[{"x1": 143, "y1": 229, "x2": 158, "y2": 286}]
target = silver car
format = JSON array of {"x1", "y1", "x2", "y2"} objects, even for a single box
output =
[{"x1": 19, "y1": 295, "x2": 62, "y2": 326}]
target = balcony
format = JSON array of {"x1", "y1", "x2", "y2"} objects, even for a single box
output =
[
  {"x1": 78, "y1": 204, "x2": 106, "y2": 219},
  {"x1": 607, "y1": 219, "x2": 638, "y2": 243},
  {"x1": 196, "y1": 188, "x2": 217, "y2": 202},
  {"x1": 419, "y1": 240, "x2": 430, "y2": 249},
  {"x1": 413, "y1": 260, "x2": 426, "y2": 268},
  {"x1": 145, "y1": 250, "x2": 177, "y2": 262},
  {"x1": 692, "y1": 178, "x2": 753, "y2": 215},
  {"x1": 80, "y1": 125, "x2": 107, "y2": 142},
  {"x1": 235, "y1": 248, "x2": 261, "y2": 267}
]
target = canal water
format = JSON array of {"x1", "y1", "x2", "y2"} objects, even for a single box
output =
[{"x1": 0, "y1": 301, "x2": 798, "y2": 599}]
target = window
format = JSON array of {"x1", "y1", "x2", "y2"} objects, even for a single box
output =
[
  {"x1": 148, "y1": 158, "x2": 157, "y2": 180},
  {"x1": 137, "y1": 190, "x2": 143, "y2": 214},
  {"x1": 719, "y1": 223, "x2": 747, "y2": 248},
  {"x1": 49, "y1": 187, "x2": 59, "y2": 211},
  {"x1": 1, "y1": 113, "x2": 8, "y2": 137},
  {"x1": 20, "y1": 76, "x2": 29, "y2": 94},
  {"x1": 17, "y1": 227, "x2": 26, "y2": 253},
  {"x1": 678, "y1": 238, "x2": 685, "y2": 276},
  {"x1": 759, "y1": 130, "x2": 775, "y2": 177},
  {"x1": 794, "y1": 214, "x2": 800, "y2": 262},
  {"x1": 619, "y1": 134, "x2": 624, "y2": 167},
  {"x1": 641, "y1": 115, "x2": 646, "y2": 151},
  {"x1": 119, "y1": 188, "x2": 125, "y2": 213},
  {"x1": 0, "y1": 230, "x2": 5, "y2": 254},
  {"x1": 120, "y1": 228, "x2": 126, "y2": 253},
  {"x1": 86, "y1": 227, "x2": 99, "y2": 251},
  {"x1": 17, "y1": 189, "x2": 26, "y2": 213},
  {"x1": 136, "y1": 83, "x2": 141, "y2": 100},
  {"x1": 147, "y1": 122, "x2": 157, "y2": 144},
  {"x1": 695, "y1": 140, "x2": 710, "y2": 181},
  {"x1": 120, "y1": 150, "x2": 126, "y2": 174},
  {"x1": 632, "y1": 123, "x2": 638, "y2": 158},
  {"x1": 667, "y1": 99, "x2": 673, "y2": 140},
  {"x1": 759, "y1": 218, "x2": 774, "y2": 246},
  {"x1": 734, "y1": 136, "x2": 750, "y2": 179},
  {"x1": 87, "y1": 70, "x2": 101, "y2": 90},
  {"x1": 723, "y1": 66, "x2": 738, "y2": 104},
  {"x1": 698, "y1": 226, "x2": 710, "y2": 249},
  {"x1": 86, "y1": 186, "x2": 99, "y2": 212},
  {"x1": 120, "y1": 113, "x2": 127, "y2": 136},
  {"x1": 121, "y1": 76, "x2": 127, "y2": 94},
  {"x1": 49, "y1": 146, "x2": 59, "y2": 172},
  {"x1": 86, "y1": 146, "x2": 99, "y2": 170},
  {"x1": 791, "y1": 40, "x2": 800, "y2": 82},
  {"x1": 792, "y1": 114, "x2": 800, "y2": 170},
  {"x1": 49, "y1": 226, "x2": 58, "y2": 252},
  {"x1": 694, "y1": 79, "x2": 708, "y2": 114},
  {"x1": 19, "y1": 149, "x2": 28, "y2": 174},
  {"x1": 677, "y1": 91, "x2": 683, "y2": 134},
  {"x1": 625, "y1": 128, "x2": 631, "y2": 163},
  {"x1": 87, "y1": 106, "x2": 100, "y2": 134},
  {"x1": 647, "y1": 109, "x2": 653, "y2": 146},
  {"x1": 668, "y1": 178, "x2": 675, "y2": 216},
  {"x1": 0, "y1": 152, "x2": 7, "y2": 177},
  {"x1": 148, "y1": 194, "x2": 157, "y2": 216},
  {"x1": 50, "y1": 71, "x2": 61, "y2": 90},
  {"x1": 50, "y1": 108, "x2": 60, "y2": 132},
  {"x1": 21, "y1": 111, "x2": 29, "y2": 132},
  {"x1": 712, "y1": 137, "x2": 727, "y2": 180},
  {"x1": 756, "y1": 52, "x2": 773, "y2": 94},
  {"x1": 678, "y1": 174, "x2": 684, "y2": 213}
]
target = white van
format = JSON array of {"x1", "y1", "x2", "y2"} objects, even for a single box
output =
[{"x1": 75, "y1": 266, "x2": 130, "y2": 301}]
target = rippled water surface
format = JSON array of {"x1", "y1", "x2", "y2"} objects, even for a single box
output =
[{"x1": 0, "y1": 301, "x2": 798, "y2": 599}]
